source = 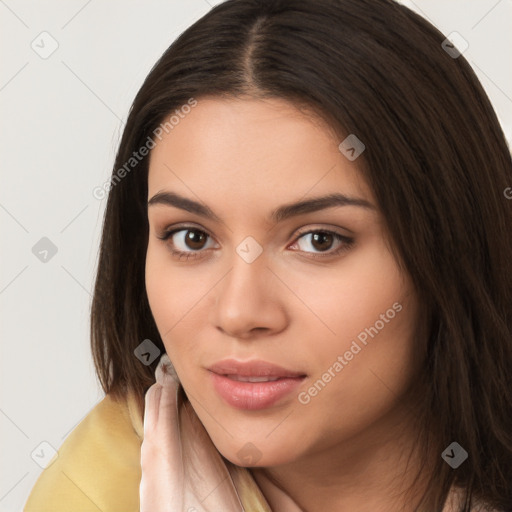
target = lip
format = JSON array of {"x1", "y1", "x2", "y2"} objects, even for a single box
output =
[
  {"x1": 207, "y1": 358, "x2": 307, "y2": 378},
  {"x1": 207, "y1": 359, "x2": 307, "y2": 410},
  {"x1": 209, "y1": 372, "x2": 306, "y2": 410}
]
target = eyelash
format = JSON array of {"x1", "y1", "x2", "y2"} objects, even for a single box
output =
[{"x1": 157, "y1": 225, "x2": 355, "y2": 262}]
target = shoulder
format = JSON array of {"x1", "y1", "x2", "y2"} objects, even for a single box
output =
[{"x1": 24, "y1": 391, "x2": 144, "y2": 512}]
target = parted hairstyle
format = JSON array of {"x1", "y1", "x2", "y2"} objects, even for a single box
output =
[{"x1": 90, "y1": 0, "x2": 512, "y2": 510}]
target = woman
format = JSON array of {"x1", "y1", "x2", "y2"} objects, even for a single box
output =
[{"x1": 24, "y1": 0, "x2": 512, "y2": 511}]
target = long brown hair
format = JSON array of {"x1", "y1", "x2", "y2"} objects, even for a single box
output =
[{"x1": 90, "y1": 0, "x2": 512, "y2": 510}]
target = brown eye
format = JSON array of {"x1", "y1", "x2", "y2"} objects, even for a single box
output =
[
  {"x1": 157, "y1": 227, "x2": 216, "y2": 260},
  {"x1": 290, "y1": 229, "x2": 354, "y2": 258},
  {"x1": 182, "y1": 229, "x2": 208, "y2": 250},
  {"x1": 310, "y1": 232, "x2": 335, "y2": 251}
]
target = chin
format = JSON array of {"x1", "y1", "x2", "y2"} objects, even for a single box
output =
[{"x1": 212, "y1": 436, "x2": 298, "y2": 468}]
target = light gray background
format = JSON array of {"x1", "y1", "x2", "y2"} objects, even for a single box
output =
[{"x1": 1, "y1": 1, "x2": 511, "y2": 510}]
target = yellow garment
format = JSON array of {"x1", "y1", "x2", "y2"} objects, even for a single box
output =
[
  {"x1": 24, "y1": 391, "x2": 144, "y2": 511},
  {"x1": 23, "y1": 387, "x2": 272, "y2": 512}
]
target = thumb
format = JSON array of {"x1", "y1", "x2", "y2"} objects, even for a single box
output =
[
  {"x1": 155, "y1": 353, "x2": 180, "y2": 387},
  {"x1": 140, "y1": 354, "x2": 184, "y2": 512}
]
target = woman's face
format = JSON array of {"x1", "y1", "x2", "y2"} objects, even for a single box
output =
[{"x1": 145, "y1": 96, "x2": 421, "y2": 468}]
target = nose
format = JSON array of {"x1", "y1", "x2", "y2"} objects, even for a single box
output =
[{"x1": 211, "y1": 247, "x2": 288, "y2": 340}]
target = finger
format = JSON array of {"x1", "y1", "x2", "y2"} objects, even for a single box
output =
[
  {"x1": 157, "y1": 377, "x2": 179, "y2": 432},
  {"x1": 143, "y1": 382, "x2": 162, "y2": 436},
  {"x1": 140, "y1": 381, "x2": 184, "y2": 512}
]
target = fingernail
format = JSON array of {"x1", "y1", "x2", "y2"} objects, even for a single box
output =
[{"x1": 155, "y1": 353, "x2": 180, "y2": 385}]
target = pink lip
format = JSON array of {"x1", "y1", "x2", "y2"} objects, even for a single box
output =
[
  {"x1": 209, "y1": 372, "x2": 306, "y2": 410},
  {"x1": 207, "y1": 358, "x2": 307, "y2": 378},
  {"x1": 207, "y1": 358, "x2": 307, "y2": 410}
]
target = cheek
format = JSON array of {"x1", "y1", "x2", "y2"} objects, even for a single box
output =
[
  {"x1": 144, "y1": 241, "x2": 218, "y2": 373},
  {"x1": 296, "y1": 301, "x2": 419, "y2": 456},
  {"x1": 287, "y1": 237, "x2": 414, "y2": 360},
  {"x1": 145, "y1": 239, "x2": 204, "y2": 324},
  {"x1": 146, "y1": 245, "x2": 202, "y2": 368},
  {"x1": 288, "y1": 241, "x2": 419, "y2": 431},
  {"x1": 145, "y1": 243, "x2": 176, "y2": 329}
]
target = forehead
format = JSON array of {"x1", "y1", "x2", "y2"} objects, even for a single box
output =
[{"x1": 147, "y1": 97, "x2": 372, "y2": 209}]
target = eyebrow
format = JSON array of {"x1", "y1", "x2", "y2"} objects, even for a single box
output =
[{"x1": 147, "y1": 191, "x2": 375, "y2": 224}]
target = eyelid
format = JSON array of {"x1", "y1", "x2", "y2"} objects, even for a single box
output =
[
  {"x1": 156, "y1": 221, "x2": 214, "y2": 240},
  {"x1": 156, "y1": 222, "x2": 355, "y2": 259},
  {"x1": 292, "y1": 223, "x2": 353, "y2": 238},
  {"x1": 289, "y1": 227, "x2": 354, "y2": 258},
  {"x1": 157, "y1": 222, "x2": 353, "y2": 242}
]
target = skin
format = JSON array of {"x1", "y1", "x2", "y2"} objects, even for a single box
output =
[{"x1": 145, "y1": 96, "x2": 428, "y2": 512}]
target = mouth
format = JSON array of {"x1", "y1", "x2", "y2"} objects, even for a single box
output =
[
  {"x1": 208, "y1": 371, "x2": 307, "y2": 410},
  {"x1": 221, "y1": 375, "x2": 293, "y2": 382},
  {"x1": 207, "y1": 358, "x2": 307, "y2": 379},
  {"x1": 206, "y1": 358, "x2": 307, "y2": 410}
]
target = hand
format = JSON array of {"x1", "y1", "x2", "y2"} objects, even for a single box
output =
[
  {"x1": 139, "y1": 360, "x2": 185, "y2": 512},
  {"x1": 139, "y1": 354, "x2": 247, "y2": 512}
]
